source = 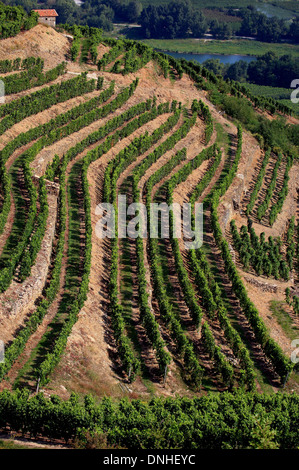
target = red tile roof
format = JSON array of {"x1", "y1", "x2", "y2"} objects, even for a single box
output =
[{"x1": 33, "y1": 9, "x2": 58, "y2": 17}]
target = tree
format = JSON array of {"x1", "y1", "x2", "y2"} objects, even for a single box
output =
[
  {"x1": 225, "y1": 60, "x2": 248, "y2": 82},
  {"x1": 126, "y1": 1, "x2": 142, "y2": 23},
  {"x1": 202, "y1": 58, "x2": 226, "y2": 76},
  {"x1": 288, "y1": 16, "x2": 299, "y2": 43},
  {"x1": 210, "y1": 20, "x2": 232, "y2": 40}
]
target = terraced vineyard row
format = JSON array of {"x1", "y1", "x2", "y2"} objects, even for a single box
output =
[{"x1": 0, "y1": 24, "x2": 298, "y2": 435}]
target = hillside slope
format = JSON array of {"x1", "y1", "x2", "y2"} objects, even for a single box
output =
[{"x1": 0, "y1": 24, "x2": 298, "y2": 403}]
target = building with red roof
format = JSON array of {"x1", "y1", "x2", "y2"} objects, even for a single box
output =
[{"x1": 32, "y1": 9, "x2": 58, "y2": 28}]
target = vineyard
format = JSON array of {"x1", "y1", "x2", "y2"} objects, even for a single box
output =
[{"x1": 0, "y1": 22, "x2": 298, "y2": 448}]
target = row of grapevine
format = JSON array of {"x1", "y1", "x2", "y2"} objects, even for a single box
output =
[
  {"x1": 138, "y1": 113, "x2": 209, "y2": 387},
  {"x1": 130, "y1": 109, "x2": 200, "y2": 374},
  {"x1": 132, "y1": 111, "x2": 198, "y2": 195},
  {"x1": 36, "y1": 100, "x2": 169, "y2": 383},
  {"x1": 98, "y1": 42, "x2": 125, "y2": 71},
  {"x1": 0, "y1": 157, "x2": 11, "y2": 234},
  {"x1": 1, "y1": 389, "x2": 299, "y2": 447},
  {"x1": 152, "y1": 51, "x2": 170, "y2": 79},
  {"x1": 256, "y1": 153, "x2": 283, "y2": 222},
  {"x1": 0, "y1": 75, "x2": 105, "y2": 165},
  {"x1": 190, "y1": 249, "x2": 256, "y2": 390},
  {"x1": 269, "y1": 154, "x2": 294, "y2": 226},
  {"x1": 0, "y1": 95, "x2": 161, "y2": 382},
  {"x1": 285, "y1": 288, "x2": 299, "y2": 316},
  {"x1": 180, "y1": 58, "x2": 294, "y2": 116},
  {"x1": 246, "y1": 149, "x2": 271, "y2": 216},
  {"x1": 209, "y1": 128, "x2": 293, "y2": 383},
  {"x1": 37, "y1": 158, "x2": 90, "y2": 385},
  {"x1": 165, "y1": 147, "x2": 237, "y2": 387},
  {"x1": 0, "y1": 62, "x2": 66, "y2": 95},
  {"x1": 0, "y1": 160, "x2": 38, "y2": 292},
  {"x1": 168, "y1": 134, "x2": 258, "y2": 389},
  {"x1": 130, "y1": 155, "x2": 189, "y2": 376},
  {"x1": 230, "y1": 220, "x2": 290, "y2": 280},
  {"x1": 0, "y1": 148, "x2": 68, "y2": 381},
  {"x1": 191, "y1": 99, "x2": 214, "y2": 144},
  {"x1": 147, "y1": 193, "x2": 204, "y2": 388},
  {"x1": 0, "y1": 81, "x2": 118, "y2": 288},
  {"x1": 18, "y1": 177, "x2": 49, "y2": 281},
  {"x1": 0, "y1": 77, "x2": 106, "y2": 234},
  {"x1": 122, "y1": 43, "x2": 153, "y2": 75},
  {"x1": 0, "y1": 56, "x2": 43, "y2": 73},
  {"x1": 103, "y1": 108, "x2": 185, "y2": 380},
  {"x1": 104, "y1": 106, "x2": 180, "y2": 202},
  {"x1": 16, "y1": 82, "x2": 156, "y2": 385},
  {"x1": 286, "y1": 216, "x2": 296, "y2": 270},
  {"x1": 0, "y1": 79, "x2": 119, "y2": 233},
  {"x1": 0, "y1": 73, "x2": 96, "y2": 134}
]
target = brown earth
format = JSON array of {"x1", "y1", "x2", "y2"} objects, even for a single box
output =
[{"x1": 0, "y1": 25, "x2": 69, "y2": 69}]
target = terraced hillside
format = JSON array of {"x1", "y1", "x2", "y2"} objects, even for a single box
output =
[{"x1": 0, "y1": 23, "x2": 298, "y2": 410}]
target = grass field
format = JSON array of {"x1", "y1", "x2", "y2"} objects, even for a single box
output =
[
  {"x1": 269, "y1": 301, "x2": 299, "y2": 340},
  {"x1": 140, "y1": 38, "x2": 299, "y2": 58}
]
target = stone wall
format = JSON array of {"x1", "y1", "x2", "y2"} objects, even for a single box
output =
[
  {"x1": 244, "y1": 275, "x2": 278, "y2": 293},
  {"x1": 37, "y1": 17, "x2": 56, "y2": 28}
]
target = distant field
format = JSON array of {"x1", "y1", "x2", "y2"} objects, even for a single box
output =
[
  {"x1": 139, "y1": 0, "x2": 259, "y2": 8},
  {"x1": 139, "y1": 0, "x2": 299, "y2": 16},
  {"x1": 202, "y1": 8, "x2": 242, "y2": 23},
  {"x1": 141, "y1": 38, "x2": 299, "y2": 58},
  {"x1": 244, "y1": 83, "x2": 299, "y2": 115}
]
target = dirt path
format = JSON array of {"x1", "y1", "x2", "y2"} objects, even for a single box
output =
[{"x1": 0, "y1": 432, "x2": 71, "y2": 449}]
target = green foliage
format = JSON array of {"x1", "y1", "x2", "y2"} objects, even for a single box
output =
[
  {"x1": 132, "y1": 147, "x2": 188, "y2": 374},
  {"x1": 0, "y1": 2, "x2": 38, "y2": 39},
  {"x1": 0, "y1": 73, "x2": 96, "y2": 136},
  {"x1": 0, "y1": 62, "x2": 66, "y2": 95},
  {"x1": 0, "y1": 86, "x2": 170, "y2": 383},
  {"x1": 140, "y1": 1, "x2": 208, "y2": 39},
  {"x1": 210, "y1": 128, "x2": 293, "y2": 383},
  {"x1": 269, "y1": 155, "x2": 294, "y2": 226},
  {"x1": 247, "y1": 52, "x2": 299, "y2": 89},
  {"x1": 256, "y1": 152, "x2": 283, "y2": 223},
  {"x1": 230, "y1": 221, "x2": 291, "y2": 281},
  {"x1": 103, "y1": 104, "x2": 187, "y2": 380},
  {"x1": 0, "y1": 56, "x2": 41, "y2": 73},
  {"x1": 1, "y1": 389, "x2": 299, "y2": 448}
]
